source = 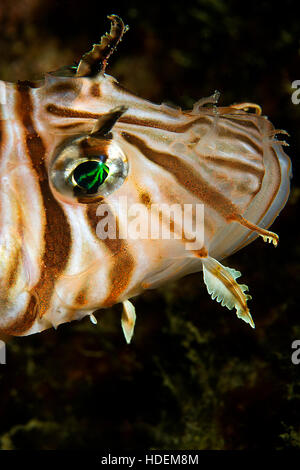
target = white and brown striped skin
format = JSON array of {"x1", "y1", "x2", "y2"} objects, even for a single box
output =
[{"x1": 0, "y1": 26, "x2": 292, "y2": 336}]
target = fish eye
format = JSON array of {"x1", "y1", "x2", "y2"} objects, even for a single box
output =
[
  {"x1": 72, "y1": 157, "x2": 109, "y2": 194},
  {"x1": 49, "y1": 135, "x2": 128, "y2": 203}
]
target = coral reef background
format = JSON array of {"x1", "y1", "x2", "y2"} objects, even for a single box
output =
[{"x1": 0, "y1": 0, "x2": 299, "y2": 450}]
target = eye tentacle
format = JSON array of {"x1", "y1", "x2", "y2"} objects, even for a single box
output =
[{"x1": 91, "y1": 106, "x2": 128, "y2": 137}]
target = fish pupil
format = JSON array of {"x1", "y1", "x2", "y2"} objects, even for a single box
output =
[{"x1": 73, "y1": 158, "x2": 109, "y2": 193}]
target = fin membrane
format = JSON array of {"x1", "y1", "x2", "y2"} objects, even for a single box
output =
[
  {"x1": 202, "y1": 256, "x2": 254, "y2": 328},
  {"x1": 121, "y1": 300, "x2": 136, "y2": 344}
]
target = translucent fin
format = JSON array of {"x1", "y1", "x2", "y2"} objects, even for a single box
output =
[
  {"x1": 89, "y1": 313, "x2": 97, "y2": 325},
  {"x1": 121, "y1": 300, "x2": 136, "y2": 344},
  {"x1": 202, "y1": 256, "x2": 254, "y2": 328},
  {"x1": 192, "y1": 90, "x2": 220, "y2": 113}
]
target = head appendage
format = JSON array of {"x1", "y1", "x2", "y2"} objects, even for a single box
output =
[
  {"x1": 76, "y1": 14, "x2": 128, "y2": 77},
  {"x1": 228, "y1": 102, "x2": 262, "y2": 115}
]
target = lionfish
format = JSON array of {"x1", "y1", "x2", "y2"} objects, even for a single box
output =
[{"x1": 0, "y1": 15, "x2": 291, "y2": 343}]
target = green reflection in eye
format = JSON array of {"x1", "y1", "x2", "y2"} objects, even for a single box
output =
[{"x1": 73, "y1": 159, "x2": 109, "y2": 193}]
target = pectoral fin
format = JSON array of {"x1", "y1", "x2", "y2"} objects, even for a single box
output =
[
  {"x1": 201, "y1": 256, "x2": 254, "y2": 328},
  {"x1": 121, "y1": 300, "x2": 136, "y2": 344}
]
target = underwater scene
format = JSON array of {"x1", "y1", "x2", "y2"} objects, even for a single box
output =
[{"x1": 0, "y1": 0, "x2": 299, "y2": 451}]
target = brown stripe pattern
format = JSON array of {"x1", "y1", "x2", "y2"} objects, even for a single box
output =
[
  {"x1": 10, "y1": 82, "x2": 72, "y2": 333},
  {"x1": 121, "y1": 129, "x2": 285, "y2": 244},
  {"x1": 122, "y1": 132, "x2": 243, "y2": 221},
  {"x1": 87, "y1": 201, "x2": 135, "y2": 307}
]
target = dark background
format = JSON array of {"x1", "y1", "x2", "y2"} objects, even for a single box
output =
[{"x1": 0, "y1": 0, "x2": 299, "y2": 450}]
